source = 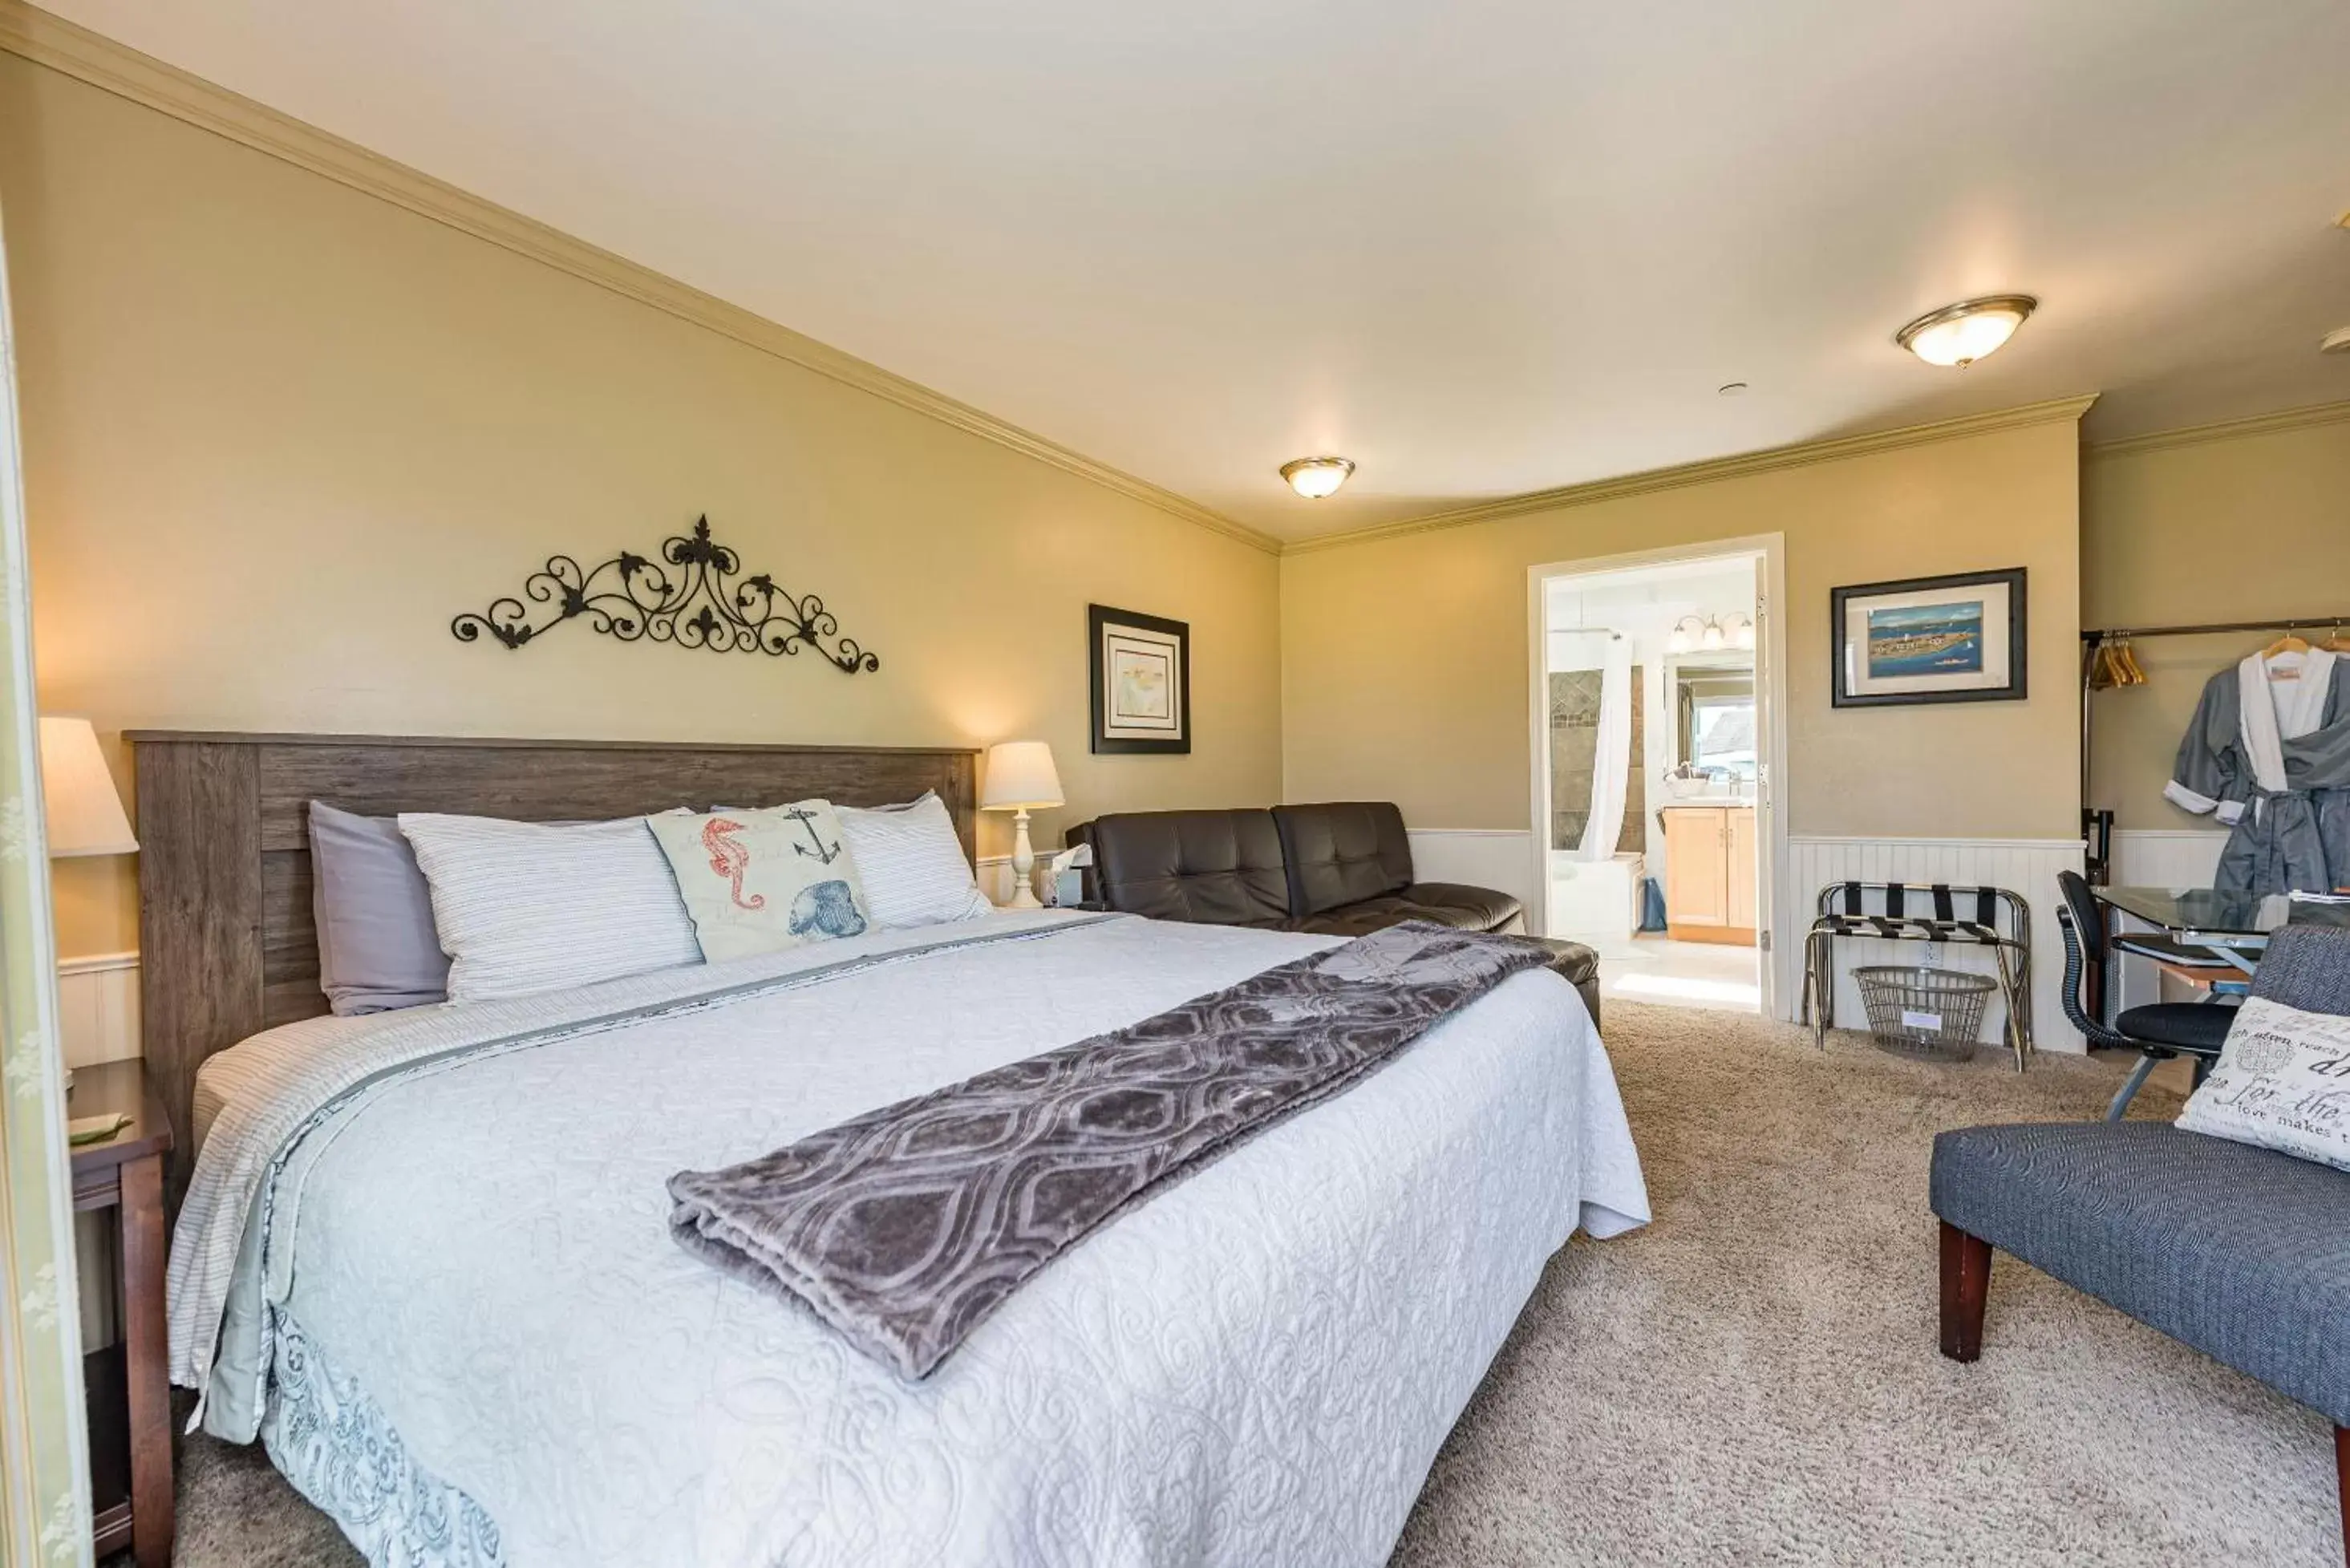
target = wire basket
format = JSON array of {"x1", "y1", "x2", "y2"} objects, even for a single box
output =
[{"x1": 1851, "y1": 966, "x2": 1998, "y2": 1061}]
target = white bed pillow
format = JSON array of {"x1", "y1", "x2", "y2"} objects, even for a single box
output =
[
  {"x1": 2176, "y1": 996, "x2": 2350, "y2": 1172},
  {"x1": 835, "y1": 792, "x2": 994, "y2": 928},
  {"x1": 398, "y1": 812, "x2": 704, "y2": 1003}
]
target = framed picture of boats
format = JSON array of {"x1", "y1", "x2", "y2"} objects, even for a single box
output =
[{"x1": 1830, "y1": 568, "x2": 2026, "y2": 708}]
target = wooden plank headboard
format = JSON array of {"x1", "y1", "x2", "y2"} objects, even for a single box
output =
[{"x1": 127, "y1": 730, "x2": 979, "y2": 1193}]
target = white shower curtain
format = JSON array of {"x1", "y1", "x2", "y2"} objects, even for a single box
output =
[{"x1": 1575, "y1": 632, "x2": 1633, "y2": 862}]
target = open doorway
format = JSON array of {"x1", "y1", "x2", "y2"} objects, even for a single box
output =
[{"x1": 1529, "y1": 542, "x2": 1782, "y2": 1015}]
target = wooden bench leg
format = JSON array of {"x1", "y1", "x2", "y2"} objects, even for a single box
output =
[
  {"x1": 2335, "y1": 1426, "x2": 2348, "y2": 1567},
  {"x1": 1939, "y1": 1221, "x2": 1991, "y2": 1363}
]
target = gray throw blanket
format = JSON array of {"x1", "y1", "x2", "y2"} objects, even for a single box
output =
[{"x1": 667, "y1": 921, "x2": 1558, "y2": 1378}]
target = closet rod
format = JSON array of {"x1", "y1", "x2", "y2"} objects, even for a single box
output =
[{"x1": 2082, "y1": 613, "x2": 2350, "y2": 642}]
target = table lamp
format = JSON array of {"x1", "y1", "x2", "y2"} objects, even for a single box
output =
[
  {"x1": 979, "y1": 739, "x2": 1063, "y2": 910},
  {"x1": 39, "y1": 716, "x2": 137, "y2": 858}
]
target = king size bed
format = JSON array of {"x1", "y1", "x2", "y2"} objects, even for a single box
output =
[{"x1": 139, "y1": 731, "x2": 1649, "y2": 1568}]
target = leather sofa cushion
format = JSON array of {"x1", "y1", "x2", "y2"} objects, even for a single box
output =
[
  {"x1": 1071, "y1": 810, "x2": 1290, "y2": 926},
  {"x1": 1529, "y1": 937, "x2": 1599, "y2": 987},
  {"x1": 1273, "y1": 802, "x2": 1413, "y2": 918},
  {"x1": 1285, "y1": 883, "x2": 1524, "y2": 938}
]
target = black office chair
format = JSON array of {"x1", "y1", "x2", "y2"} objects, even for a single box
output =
[{"x1": 2056, "y1": 870, "x2": 2237, "y2": 1120}]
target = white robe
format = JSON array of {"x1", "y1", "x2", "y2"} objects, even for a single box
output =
[{"x1": 2166, "y1": 650, "x2": 2350, "y2": 896}]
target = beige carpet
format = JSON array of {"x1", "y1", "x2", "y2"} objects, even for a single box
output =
[{"x1": 142, "y1": 1004, "x2": 2336, "y2": 1567}]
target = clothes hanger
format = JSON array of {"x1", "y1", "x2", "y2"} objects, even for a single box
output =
[
  {"x1": 2324, "y1": 622, "x2": 2350, "y2": 654},
  {"x1": 2261, "y1": 627, "x2": 2312, "y2": 679},
  {"x1": 2083, "y1": 635, "x2": 2148, "y2": 691},
  {"x1": 2263, "y1": 628, "x2": 2312, "y2": 655},
  {"x1": 2085, "y1": 636, "x2": 2118, "y2": 691}
]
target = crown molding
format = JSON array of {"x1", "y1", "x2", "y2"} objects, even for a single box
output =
[
  {"x1": 1281, "y1": 395, "x2": 2099, "y2": 557},
  {"x1": 2081, "y1": 399, "x2": 2350, "y2": 462},
  {"x1": 0, "y1": 2, "x2": 1280, "y2": 556}
]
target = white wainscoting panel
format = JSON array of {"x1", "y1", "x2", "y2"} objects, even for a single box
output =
[
  {"x1": 2104, "y1": 831, "x2": 2234, "y2": 1014},
  {"x1": 1407, "y1": 831, "x2": 1539, "y2": 920},
  {"x1": 2110, "y1": 829, "x2": 2230, "y2": 889},
  {"x1": 1785, "y1": 837, "x2": 2087, "y2": 1054},
  {"x1": 978, "y1": 853, "x2": 1062, "y2": 909},
  {"x1": 58, "y1": 951, "x2": 140, "y2": 1068}
]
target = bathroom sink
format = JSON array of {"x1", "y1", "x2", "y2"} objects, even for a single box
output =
[{"x1": 1661, "y1": 776, "x2": 1755, "y2": 804}]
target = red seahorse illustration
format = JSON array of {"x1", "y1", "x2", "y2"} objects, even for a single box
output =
[{"x1": 701, "y1": 817, "x2": 767, "y2": 911}]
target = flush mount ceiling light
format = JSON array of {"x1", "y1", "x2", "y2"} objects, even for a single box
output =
[
  {"x1": 1280, "y1": 456, "x2": 1355, "y2": 499},
  {"x1": 1894, "y1": 294, "x2": 2038, "y2": 368},
  {"x1": 2323, "y1": 326, "x2": 2350, "y2": 355}
]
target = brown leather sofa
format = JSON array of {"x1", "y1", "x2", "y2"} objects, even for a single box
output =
[{"x1": 1065, "y1": 801, "x2": 1602, "y2": 1027}]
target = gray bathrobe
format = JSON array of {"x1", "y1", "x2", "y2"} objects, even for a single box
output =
[{"x1": 2167, "y1": 649, "x2": 2350, "y2": 896}]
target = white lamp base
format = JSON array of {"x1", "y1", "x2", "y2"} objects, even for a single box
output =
[{"x1": 1006, "y1": 808, "x2": 1043, "y2": 909}]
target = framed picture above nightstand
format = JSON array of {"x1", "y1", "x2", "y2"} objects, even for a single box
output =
[{"x1": 1088, "y1": 604, "x2": 1191, "y2": 754}]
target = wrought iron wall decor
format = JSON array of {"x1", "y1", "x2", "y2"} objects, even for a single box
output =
[{"x1": 452, "y1": 515, "x2": 879, "y2": 673}]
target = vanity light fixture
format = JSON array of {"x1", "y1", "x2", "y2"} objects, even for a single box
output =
[
  {"x1": 1894, "y1": 294, "x2": 2038, "y2": 368},
  {"x1": 1280, "y1": 456, "x2": 1355, "y2": 499},
  {"x1": 1667, "y1": 613, "x2": 1755, "y2": 655}
]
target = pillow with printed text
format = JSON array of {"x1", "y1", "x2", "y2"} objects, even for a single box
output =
[{"x1": 2177, "y1": 996, "x2": 2350, "y2": 1172}]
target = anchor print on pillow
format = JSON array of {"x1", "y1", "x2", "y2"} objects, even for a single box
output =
[{"x1": 650, "y1": 801, "x2": 873, "y2": 962}]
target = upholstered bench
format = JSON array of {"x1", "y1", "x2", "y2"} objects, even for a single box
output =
[{"x1": 1930, "y1": 923, "x2": 2350, "y2": 1562}]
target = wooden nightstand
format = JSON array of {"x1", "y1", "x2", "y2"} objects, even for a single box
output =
[{"x1": 68, "y1": 1058, "x2": 174, "y2": 1567}]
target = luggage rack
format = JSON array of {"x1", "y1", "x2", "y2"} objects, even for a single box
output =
[{"x1": 1799, "y1": 881, "x2": 2033, "y2": 1071}]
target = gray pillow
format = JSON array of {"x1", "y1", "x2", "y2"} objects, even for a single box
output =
[{"x1": 309, "y1": 800, "x2": 451, "y2": 1014}]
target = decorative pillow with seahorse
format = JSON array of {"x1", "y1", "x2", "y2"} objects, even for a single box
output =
[{"x1": 647, "y1": 801, "x2": 873, "y2": 962}]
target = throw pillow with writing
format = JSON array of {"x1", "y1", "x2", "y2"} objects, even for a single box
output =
[
  {"x1": 648, "y1": 801, "x2": 872, "y2": 962},
  {"x1": 2177, "y1": 996, "x2": 2350, "y2": 1172}
]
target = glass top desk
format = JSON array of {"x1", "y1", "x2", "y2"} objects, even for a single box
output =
[{"x1": 2089, "y1": 885, "x2": 2350, "y2": 974}]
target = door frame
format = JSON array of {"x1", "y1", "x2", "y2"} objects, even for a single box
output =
[{"x1": 1525, "y1": 533, "x2": 1792, "y2": 1018}]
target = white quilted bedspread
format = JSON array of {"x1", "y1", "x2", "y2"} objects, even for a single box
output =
[{"x1": 172, "y1": 912, "x2": 1647, "y2": 1568}]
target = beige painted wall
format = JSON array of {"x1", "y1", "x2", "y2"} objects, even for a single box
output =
[
  {"x1": 1281, "y1": 413, "x2": 2085, "y2": 840},
  {"x1": 0, "y1": 57, "x2": 1282, "y2": 959},
  {"x1": 2082, "y1": 411, "x2": 2350, "y2": 830}
]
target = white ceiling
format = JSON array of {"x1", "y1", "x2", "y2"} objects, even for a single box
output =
[{"x1": 43, "y1": 0, "x2": 2350, "y2": 541}]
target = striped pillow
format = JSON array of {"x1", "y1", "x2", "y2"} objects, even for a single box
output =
[
  {"x1": 398, "y1": 812, "x2": 703, "y2": 1003},
  {"x1": 836, "y1": 793, "x2": 994, "y2": 928}
]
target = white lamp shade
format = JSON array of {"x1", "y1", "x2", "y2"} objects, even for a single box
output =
[
  {"x1": 980, "y1": 740, "x2": 1064, "y2": 811},
  {"x1": 39, "y1": 716, "x2": 137, "y2": 857}
]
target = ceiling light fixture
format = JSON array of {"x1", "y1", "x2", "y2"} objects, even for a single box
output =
[
  {"x1": 2323, "y1": 326, "x2": 2350, "y2": 356},
  {"x1": 1894, "y1": 294, "x2": 2038, "y2": 368},
  {"x1": 1280, "y1": 456, "x2": 1355, "y2": 499}
]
